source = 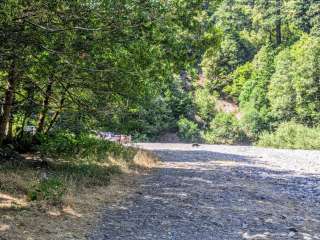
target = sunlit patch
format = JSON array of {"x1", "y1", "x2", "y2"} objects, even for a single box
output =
[
  {"x1": 0, "y1": 224, "x2": 10, "y2": 232},
  {"x1": 0, "y1": 193, "x2": 28, "y2": 209},
  {"x1": 161, "y1": 161, "x2": 218, "y2": 171},
  {"x1": 133, "y1": 150, "x2": 158, "y2": 169},
  {"x1": 47, "y1": 209, "x2": 62, "y2": 217},
  {"x1": 302, "y1": 232, "x2": 320, "y2": 240},
  {"x1": 162, "y1": 192, "x2": 189, "y2": 197},
  {"x1": 182, "y1": 176, "x2": 212, "y2": 184},
  {"x1": 213, "y1": 160, "x2": 240, "y2": 166},
  {"x1": 62, "y1": 206, "x2": 82, "y2": 218},
  {"x1": 243, "y1": 232, "x2": 270, "y2": 239}
]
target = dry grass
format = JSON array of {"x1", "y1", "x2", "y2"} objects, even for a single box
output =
[
  {"x1": 0, "y1": 148, "x2": 158, "y2": 240},
  {"x1": 133, "y1": 150, "x2": 159, "y2": 169}
]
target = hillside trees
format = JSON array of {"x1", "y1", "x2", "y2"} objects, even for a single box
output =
[
  {"x1": 269, "y1": 35, "x2": 320, "y2": 125},
  {"x1": 196, "y1": 0, "x2": 320, "y2": 146},
  {"x1": 0, "y1": 0, "x2": 221, "y2": 145}
]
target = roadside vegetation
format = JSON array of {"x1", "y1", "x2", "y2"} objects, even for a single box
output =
[{"x1": 0, "y1": 132, "x2": 157, "y2": 239}]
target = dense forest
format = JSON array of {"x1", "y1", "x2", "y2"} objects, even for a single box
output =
[{"x1": 1, "y1": 0, "x2": 320, "y2": 150}]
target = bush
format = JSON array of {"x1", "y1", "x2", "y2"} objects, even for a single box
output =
[
  {"x1": 38, "y1": 131, "x2": 135, "y2": 162},
  {"x1": 194, "y1": 88, "x2": 217, "y2": 124},
  {"x1": 28, "y1": 177, "x2": 66, "y2": 205},
  {"x1": 257, "y1": 121, "x2": 320, "y2": 150},
  {"x1": 239, "y1": 106, "x2": 273, "y2": 141},
  {"x1": 177, "y1": 117, "x2": 200, "y2": 142},
  {"x1": 224, "y1": 62, "x2": 252, "y2": 100},
  {"x1": 203, "y1": 112, "x2": 247, "y2": 144}
]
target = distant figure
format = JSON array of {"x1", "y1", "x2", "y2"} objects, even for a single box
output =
[{"x1": 192, "y1": 143, "x2": 200, "y2": 147}]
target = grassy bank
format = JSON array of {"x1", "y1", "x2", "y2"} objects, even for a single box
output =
[{"x1": 0, "y1": 133, "x2": 157, "y2": 239}]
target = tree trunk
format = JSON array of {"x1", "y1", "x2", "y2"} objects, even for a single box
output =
[
  {"x1": 37, "y1": 77, "x2": 54, "y2": 133},
  {"x1": 6, "y1": 112, "x2": 14, "y2": 142},
  {"x1": 275, "y1": 0, "x2": 282, "y2": 46},
  {"x1": 0, "y1": 62, "x2": 18, "y2": 145}
]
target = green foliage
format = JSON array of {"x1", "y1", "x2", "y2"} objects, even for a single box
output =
[
  {"x1": 235, "y1": 46, "x2": 276, "y2": 139},
  {"x1": 164, "y1": 75, "x2": 194, "y2": 121},
  {"x1": 257, "y1": 121, "x2": 320, "y2": 150},
  {"x1": 38, "y1": 131, "x2": 135, "y2": 162},
  {"x1": 202, "y1": 33, "x2": 254, "y2": 94},
  {"x1": 28, "y1": 177, "x2": 66, "y2": 205},
  {"x1": 215, "y1": 0, "x2": 253, "y2": 33},
  {"x1": 224, "y1": 62, "x2": 252, "y2": 100},
  {"x1": 268, "y1": 48, "x2": 295, "y2": 122},
  {"x1": 203, "y1": 113, "x2": 247, "y2": 144},
  {"x1": 0, "y1": 0, "x2": 221, "y2": 146},
  {"x1": 269, "y1": 35, "x2": 320, "y2": 125},
  {"x1": 240, "y1": 45, "x2": 275, "y2": 109},
  {"x1": 2, "y1": 0, "x2": 320, "y2": 149},
  {"x1": 309, "y1": 3, "x2": 320, "y2": 36},
  {"x1": 194, "y1": 87, "x2": 216, "y2": 124},
  {"x1": 240, "y1": 106, "x2": 273, "y2": 141},
  {"x1": 177, "y1": 118, "x2": 200, "y2": 142}
]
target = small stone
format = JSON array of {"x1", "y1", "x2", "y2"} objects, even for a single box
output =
[
  {"x1": 288, "y1": 232, "x2": 296, "y2": 237},
  {"x1": 242, "y1": 223, "x2": 248, "y2": 229},
  {"x1": 288, "y1": 227, "x2": 298, "y2": 233}
]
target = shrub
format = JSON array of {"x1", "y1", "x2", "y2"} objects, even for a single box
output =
[
  {"x1": 132, "y1": 132, "x2": 150, "y2": 143},
  {"x1": 38, "y1": 131, "x2": 135, "y2": 162},
  {"x1": 224, "y1": 62, "x2": 253, "y2": 100},
  {"x1": 257, "y1": 121, "x2": 320, "y2": 150},
  {"x1": 203, "y1": 112, "x2": 247, "y2": 144},
  {"x1": 28, "y1": 177, "x2": 66, "y2": 205},
  {"x1": 177, "y1": 117, "x2": 200, "y2": 142},
  {"x1": 194, "y1": 87, "x2": 217, "y2": 124},
  {"x1": 239, "y1": 106, "x2": 273, "y2": 141}
]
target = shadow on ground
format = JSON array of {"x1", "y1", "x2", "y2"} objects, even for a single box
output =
[{"x1": 90, "y1": 148, "x2": 320, "y2": 240}]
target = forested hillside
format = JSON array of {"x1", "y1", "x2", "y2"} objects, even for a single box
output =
[
  {"x1": 178, "y1": 0, "x2": 320, "y2": 148},
  {"x1": 1, "y1": 0, "x2": 320, "y2": 149}
]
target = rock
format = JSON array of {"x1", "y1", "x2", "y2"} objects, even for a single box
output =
[
  {"x1": 288, "y1": 232, "x2": 296, "y2": 237},
  {"x1": 288, "y1": 227, "x2": 298, "y2": 233}
]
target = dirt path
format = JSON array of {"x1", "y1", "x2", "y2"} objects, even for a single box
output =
[{"x1": 90, "y1": 144, "x2": 320, "y2": 240}]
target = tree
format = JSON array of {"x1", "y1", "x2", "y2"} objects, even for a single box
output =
[
  {"x1": 201, "y1": 33, "x2": 254, "y2": 95},
  {"x1": 0, "y1": 0, "x2": 222, "y2": 145},
  {"x1": 268, "y1": 48, "x2": 296, "y2": 122}
]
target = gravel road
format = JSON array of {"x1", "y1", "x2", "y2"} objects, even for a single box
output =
[{"x1": 90, "y1": 144, "x2": 320, "y2": 240}]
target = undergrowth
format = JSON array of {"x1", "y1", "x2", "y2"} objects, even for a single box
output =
[
  {"x1": 257, "y1": 121, "x2": 320, "y2": 150},
  {"x1": 0, "y1": 131, "x2": 156, "y2": 206}
]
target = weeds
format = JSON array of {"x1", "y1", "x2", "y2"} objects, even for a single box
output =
[
  {"x1": 28, "y1": 177, "x2": 66, "y2": 205},
  {"x1": 0, "y1": 132, "x2": 157, "y2": 208}
]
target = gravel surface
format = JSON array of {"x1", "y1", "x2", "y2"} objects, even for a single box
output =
[{"x1": 90, "y1": 144, "x2": 320, "y2": 240}]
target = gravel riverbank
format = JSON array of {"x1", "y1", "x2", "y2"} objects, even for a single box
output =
[{"x1": 90, "y1": 144, "x2": 320, "y2": 240}]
